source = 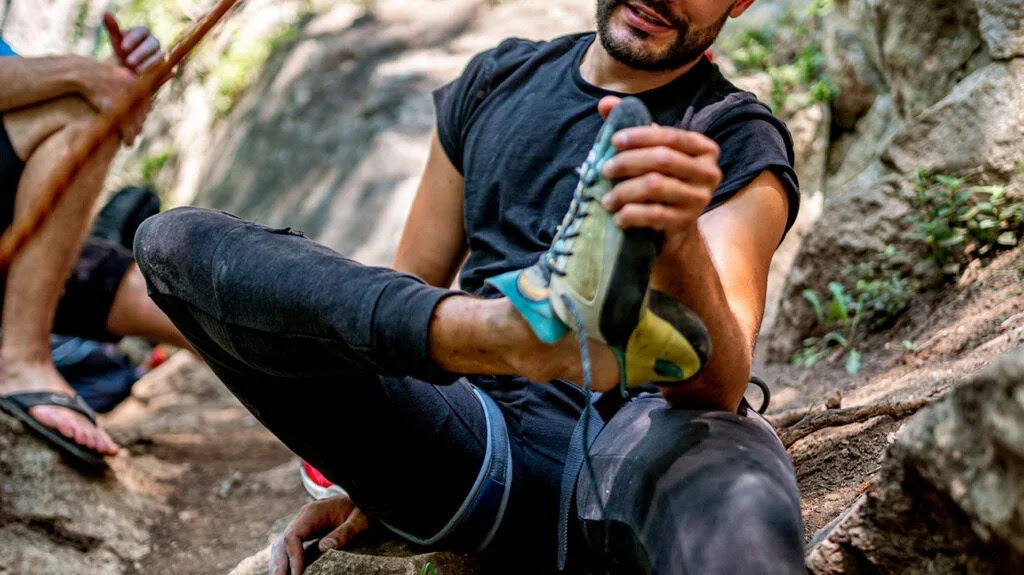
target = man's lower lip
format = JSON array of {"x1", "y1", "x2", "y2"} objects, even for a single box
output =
[{"x1": 621, "y1": 4, "x2": 674, "y2": 35}]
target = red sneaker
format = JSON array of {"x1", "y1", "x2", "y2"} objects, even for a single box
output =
[{"x1": 300, "y1": 461, "x2": 348, "y2": 500}]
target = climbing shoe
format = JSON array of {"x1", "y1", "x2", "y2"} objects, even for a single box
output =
[{"x1": 487, "y1": 97, "x2": 712, "y2": 388}]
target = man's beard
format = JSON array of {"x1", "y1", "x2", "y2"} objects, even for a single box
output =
[{"x1": 596, "y1": 0, "x2": 731, "y2": 72}]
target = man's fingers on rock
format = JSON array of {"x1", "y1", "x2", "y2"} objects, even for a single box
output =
[
  {"x1": 320, "y1": 506, "x2": 369, "y2": 551},
  {"x1": 318, "y1": 524, "x2": 349, "y2": 551},
  {"x1": 285, "y1": 534, "x2": 306, "y2": 575},
  {"x1": 350, "y1": 508, "x2": 370, "y2": 531},
  {"x1": 269, "y1": 539, "x2": 290, "y2": 575}
]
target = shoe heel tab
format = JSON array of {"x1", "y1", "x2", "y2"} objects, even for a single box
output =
[
  {"x1": 647, "y1": 289, "x2": 713, "y2": 367},
  {"x1": 609, "y1": 97, "x2": 652, "y2": 129}
]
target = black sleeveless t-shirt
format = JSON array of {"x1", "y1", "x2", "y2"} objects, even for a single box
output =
[
  {"x1": 434, "y1": 33, "x2": 799, "y2": 297},
  {"x1": 430, "y1": 33, "x2": 800, "y2": 483}
]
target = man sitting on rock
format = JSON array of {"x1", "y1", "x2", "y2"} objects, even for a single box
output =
[
  {"x1": 0, "y1": 19, "x2": 193, "y2": 470},
  {"x1": 135, "y1": 0, "x2": 805, "y2": 572}
]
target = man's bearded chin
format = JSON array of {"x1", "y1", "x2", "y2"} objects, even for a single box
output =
[{"x1": 595, "y1": 0, "x2": 730, "y2": 72}]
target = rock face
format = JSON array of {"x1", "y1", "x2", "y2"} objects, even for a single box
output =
[
  {"x1": 0, "y1": 413, "x2": 162, "y2": 575},
  {"x1": 977, "y1": 0, "x2": 1024, "y2": 59},
  {"x1": 823, "y1": 0, "x2": 986, "y2": 132},
  {"x1": 187, "y1": 0, "x2": 594, "y2": 265},
  {"x1": 766, "y1": 0, "x2": 1024, "y2": 360},
  {"x1": 307, "y1": 549, "x2": 477, "y2": 575},
  {"x1": 806, "y1": 348, "x2": 1024, "y2": 573}
]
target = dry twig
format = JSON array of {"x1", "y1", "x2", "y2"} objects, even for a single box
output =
[{"x1": 779, "y1": 398, "x2": 931, "y2": 449}]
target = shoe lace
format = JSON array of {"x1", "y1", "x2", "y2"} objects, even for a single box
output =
[
  {"x1": 542, "y1": 158, "x2": 603, "y2": 278},
  {"x1": 561, "y1": 293, "x2": 612, "y2": 557}
]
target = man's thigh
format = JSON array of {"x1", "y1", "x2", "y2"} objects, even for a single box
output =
[
  {"x1": 2, "y1": 95, "x2": 94, "y2": 161},
  {"x1": 576, "y1": 394, "x2": 804, "y2": 574},
  {"x1": 0, "y1": 234, "x2": 133, "y2": 341},
  {"x1": 137, "y1": 226, "x2": 489, "y2": 544},
  {"x1": 171, "y1": 299, "x2": 489, "y2": 543}
]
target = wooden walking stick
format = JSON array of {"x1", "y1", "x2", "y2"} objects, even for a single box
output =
[{"x1": 0, "y1": 0, "x2": 243, "y2": 270}]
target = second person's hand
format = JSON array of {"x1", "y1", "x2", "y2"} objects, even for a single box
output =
[{"x1": 103, "y1": 12, "x2": 165, "y2": 74}]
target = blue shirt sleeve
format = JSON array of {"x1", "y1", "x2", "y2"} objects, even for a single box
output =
[{"x1": 0, "y1": 36, "x2": 18, "y2": 57}]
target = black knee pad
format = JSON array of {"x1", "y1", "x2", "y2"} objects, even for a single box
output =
[{"x1": 574, "y1": 396, "x2": 804, "y2": 574}]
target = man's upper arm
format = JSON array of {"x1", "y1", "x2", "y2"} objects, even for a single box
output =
[
  {"x1": 391, "y1": 129, "x2": 468, "y2": 287},
  {"x1": 699, "y1": 169, "x2": 790, "y2": 349}
]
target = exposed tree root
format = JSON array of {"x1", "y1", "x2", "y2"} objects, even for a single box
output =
[{"x1": 778, "y1": 399, "x2": 932, "y2": 449}]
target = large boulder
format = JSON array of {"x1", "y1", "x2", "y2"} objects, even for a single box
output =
[
  {"x1": 823, "y1": 0, "x2": 987, "y2": 134},
  {"x1": 877, "y1": 0, "x2": 984, "y2": 121},
  {"x1": 884, "y1": 60, "x2": 1024, "y2": 179},
  {"x1": 0, "y1": 414, "x2": 163, "y2": 574},
  {"x1": 822, "y1": 0, "x2": 887, "y2": 131},
  {"x1": 806, "y1": 348, "x2": 1024, "y2": 573},
  {"x1": 976, "y1": 0, "x2": 1024, "y2": 59},
  {"x1": 767, "y1": 59, "x2": 1024, "y2": 360},
  {"x1": 184, "y1": 0, "x2": 593, "y2": 265}
]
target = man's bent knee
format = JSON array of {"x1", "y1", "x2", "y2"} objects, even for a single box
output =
[
  {"x1": 134, "y1": 207, "x2": 247, "y2": 301},
  {"x1": 576, "y1": 398, "x2": 804, "y2": 573}
]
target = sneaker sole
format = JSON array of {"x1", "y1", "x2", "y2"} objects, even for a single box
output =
[{"x1": 300, "y1": 466, "x2": 348, "y2": 500}]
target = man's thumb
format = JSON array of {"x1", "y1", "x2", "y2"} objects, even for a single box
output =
[
  {"x1": 103, "y1": 12, "x2": 127, "y2": 62},
  {"x1": 318, "y1": 537, "x2": 338, "y2": 551}
]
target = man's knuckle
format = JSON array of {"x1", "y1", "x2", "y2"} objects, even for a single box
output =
[
  {"x1": 704, "y1": 136, "x2": 721, "y2": 155},
  {"x1": 644, "y1": 172, "x2": 664, "y2": 191},
  {"x1": 654, "y1": 147, "x2": 675, "y2": 169},
  {"x1": 675, "y1": 130, "x2": 697, "y2": 150},
  {"x1": 654, "y1": 205, "x2": 671, "y2": 222},
  {"x1": 707, "y1": 165, "x2": 723, "y2": 186}
]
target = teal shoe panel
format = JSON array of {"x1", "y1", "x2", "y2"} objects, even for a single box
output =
[{"x1": 486, "y1": 270, "x2": 568, "y2": 344}]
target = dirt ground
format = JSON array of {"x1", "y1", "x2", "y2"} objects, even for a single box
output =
[
  {"x1": 101, "y1": 355, "x2": 309, "y2": 574},
  {"x1": 759, "y1": 248, "x2": 1024, "y2": 539},
  {"x1": 93, "y1": 248, "x2": 1024, "y2": 574}
]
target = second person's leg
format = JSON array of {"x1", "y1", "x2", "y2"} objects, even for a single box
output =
[{"x1": 0, "y1": 97, "x2": 122, "y2": 456}]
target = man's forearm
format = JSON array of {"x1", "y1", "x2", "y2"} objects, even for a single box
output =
[
  {"x1": 650, "y1": 230, "x2": 753, "y2": 411},
  {"x1": 0, "y1": 56, "x2": 86, "y2": 112}
]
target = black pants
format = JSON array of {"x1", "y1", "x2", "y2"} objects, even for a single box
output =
[{"x1": 135, "y1": 207, "x2": 805, "y2": 574}]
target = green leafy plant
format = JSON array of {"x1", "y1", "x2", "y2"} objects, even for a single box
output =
[
  {"x1": 842, "y1": 245, "x2": 914, "y2": 331},
  {"x1": 141, "y1": 151, "x2": 171, "y2": 184},
  {"x1": 720, "y1": 2, "x2": 836, "y2": 111},
  {"x1": 793, "y1": 282, "x2": 862, "y2": 373},
  {"x1": 905, "y1": 170, "x2": 1024, "y2": 276},
  {"x1": 795, "y1": 169, "x2": 1022, "y2": 374},
  {"x1": 794, "y1": 247, "x2": 913, "y2": 374}
]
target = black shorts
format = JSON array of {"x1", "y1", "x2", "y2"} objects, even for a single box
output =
[
  {"x1": 0, "y1": 114, "x2": 132, "y2": 342},
  {"x1": 0, "y1": 113, "x2": 25, "y2": 227}
]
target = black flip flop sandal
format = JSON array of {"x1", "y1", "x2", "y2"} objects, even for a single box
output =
[{"x1": 0, "y1": 391, "x2": 109, "y2": 470}]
